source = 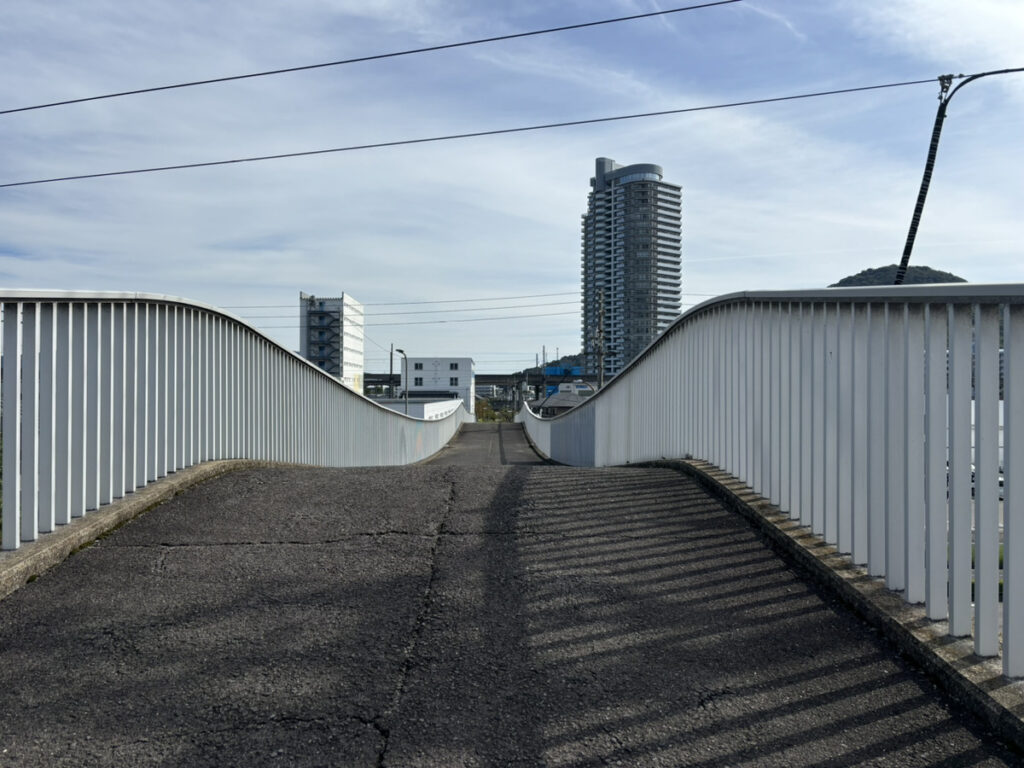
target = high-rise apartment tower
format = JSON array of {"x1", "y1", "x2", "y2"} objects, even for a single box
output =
[{"x1": 581, "y1": 157, "x2": 682, "y2": 379}]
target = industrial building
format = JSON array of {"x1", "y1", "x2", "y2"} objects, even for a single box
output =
[
  {"x1": 298, "y1": 292, "x2": 365, "y2": 392},
  {"x1": 581, "y1": 157, "x2": 682, "y2": 380}
]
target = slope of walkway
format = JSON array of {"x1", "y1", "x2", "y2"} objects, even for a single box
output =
[{"x1": 0, "y1": 424, "x2": 1016, "y2": 766}]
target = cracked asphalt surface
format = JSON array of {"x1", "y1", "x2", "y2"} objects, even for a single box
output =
[{"x1": 0, "y1": 423, "x2": 1019, "y2": 766}]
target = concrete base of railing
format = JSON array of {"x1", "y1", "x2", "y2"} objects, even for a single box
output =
[
  {"x1": 647, "y1": 458, "x2": 1024, "y2": 754},
  {"x1": 0, "y1": 460, "x2": 265, "y2": 603}
]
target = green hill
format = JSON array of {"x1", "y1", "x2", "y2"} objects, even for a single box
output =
[{"x1": 830, "y1": 264, "x2": 966, "y2": 287}]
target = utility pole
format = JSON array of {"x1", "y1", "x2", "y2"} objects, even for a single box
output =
[
  {"x1": 542, "y1": 345, "x2": 547, "y2": 399},
  {"x1": 894, "y1": 67, "x2": 1024, "y2": 284},
  {"x1": 395, "y1": 348, "x2": 408, "y2": 415},
  {"x1": 388, "y1": 343, "x2": 394, "y2": 398}
]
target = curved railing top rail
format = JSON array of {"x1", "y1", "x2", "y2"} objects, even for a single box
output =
[
  {"x1": 0, "y1": 288, "x2": 428, "y2": 422},
  {"x1": 534, "y1": 282, "x2": 1024, "y2": 422}
]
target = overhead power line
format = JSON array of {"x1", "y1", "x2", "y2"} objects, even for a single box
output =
[
  {"x1": 363, "y1": 291, "x2": 580, "y2": 306},
  {"x1": 223, "y1": 292, "x2": 580, "y2": 310},
  {"x1": 255, "y1": 309, "x2": 579, "y2": 329},
  {"x1": 242, "y1": 299, "x2": 580, "y2": 319},
  {"x1": 0, "y1": 1, "x2": 742, "y2": 117},
  {"x1": 0, "y1": 77, "x2": 943, "y2": 189},
  {"x1": 224, "y1": 291, "x2": 712, "y2": 310}
]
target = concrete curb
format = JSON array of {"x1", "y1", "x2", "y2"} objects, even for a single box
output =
[
  {"x1": 0, "y1": 459, "x2": 266, "y2": 603},
  {"x1": 647, "y1": 458, "x2": 1024, "y2": 752}
]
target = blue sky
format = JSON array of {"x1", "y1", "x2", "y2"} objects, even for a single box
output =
[{"x1": 1, "y1": 0, "x2": 1021, "y2": 373}]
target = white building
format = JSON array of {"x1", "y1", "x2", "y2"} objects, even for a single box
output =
[
  {"x1": 299, "y1": 292, "x2": 364, "y2": 392},
  {"x1": 581, "y1": 157, "x2": 682, "y2": 379},
  {"x1": 399, "y1": 357, "x2": 475, "y2": 416}
]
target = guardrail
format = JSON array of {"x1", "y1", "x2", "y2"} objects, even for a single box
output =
[
  {"x1": 518, "y1": 284, "x2": 1024, "y2": 677},
  {"x1": 1, "y1": 291, "x2": 469, "y2": 552}
]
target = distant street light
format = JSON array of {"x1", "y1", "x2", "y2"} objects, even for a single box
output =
[
  {"x1": 395, "y1": 348, "x2": 408, "y2": 415},
  {"x1": 894, "y1": 67, "x2": 1024, "y2": 285}
]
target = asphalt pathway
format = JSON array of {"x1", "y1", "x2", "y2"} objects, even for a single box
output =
[{"x1": 0, "y1": 424, "x2": 1017, "y2": 766}]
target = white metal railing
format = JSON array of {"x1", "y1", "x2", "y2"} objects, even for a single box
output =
[
  {"x1": 519, "y1": 283, "x2": 1024, "y2": 677},
  {"x1": 1, "y1": 291, "x2": 469, "y2": 552}
]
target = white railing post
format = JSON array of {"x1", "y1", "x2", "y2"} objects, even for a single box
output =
[
  {"x1": 885, "y1": 304, "x2": 907, "y2": 591},
  {"x1": 2, "y1": 303, "x2": 23, "y2": 549},
  {"x1": 38, "y1": 303, "x2": 56, "y2": 533},
  {"x1": 904, "y1": 304, "x2": 926, "y2": 604},
  {"x1": 54, "y1": 303, "x2": 71, "y2": 526},
  {"x1": 837, "y1": 302, "x2": 854, "y2": 554},
  {"x1": 948, "y1": 303, "x2": 974, "y2": 636},
  {"x1": 99, "y1": 303, "x2": 113, "y2": 507},
  {"x1": 20, "y1": 303, "x2": 39, "y2": 542},
  {"x1": 85, "y1": 302, "x2": 99, "y2": 512},
  {"x1": 788, "y1": 303, "x2": 802, "y2": 521},
  {"x1": 70, "y1": 303, "x2": 86, "y2": 517},
  {"x1": 769, "y1": 303, "x2": 782, "y2": 505},
  {"x1": 924, "y1": 303, "x2": 949, "y2": 619},
  {"x1": 811, "y1": 302, "x2": 825, "y2": 537},
  {"x1": 123, "y1": 303, "x2": 137, "y2": 496},
  {"x1": 779, "y1": 304, "x2": 792, "y2": 512},
  {"x1": 974, "y1": 303, "x2": 1001, "y2": 655},
  {"x1": 824, "y1": 302, "x2": 839, "y2": 545},
  {"x1": 851, "y1": 303, "x2": 869, "y2": 564},
  {"x1": 112, "y1": 303, "x2": 125, "y2": 500},
  {"x1": 799, "y1": 303, "x2": 813, "y2": 529},
  {"x1": 1004, "y1": 303, "x2": 1024, "y2": 676}
]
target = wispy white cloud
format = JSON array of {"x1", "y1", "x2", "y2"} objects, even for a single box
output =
[{"x1": 741, "y1": 2, "x2": 808, "y2": 42}]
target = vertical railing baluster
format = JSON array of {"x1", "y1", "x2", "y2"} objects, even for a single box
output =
[
  {"x1": 191, "y1": 310, "x2": 200, "y2": 466},
  {"x1": 124, "y1": 303, "x2": 137, "y2": 495},
  {"x1": 1, "y1": 303, "x2": 22, "y2": 550},
  {"x1": 85, "y1": 302, "x2": 99, "y2": 511},
  {"x1": 851, "y1": 303, "x2": 869, "y2": 564},
  {"x1": 824, "y1": 303, "x2": 839, "y2": 545},
  {"x1": 837, "y1": 303, "x2": 854, "y2": 554},
  {"x1": 19, "y1": 303, "x2": 39, "y2": 542},
  {"x1": 904, "y1": 304, "x2": 926, "y2": 603},
  {"x1": 54, "y1": 303, "x2": 71, "y2": 525},
  {"x1": 727, "y1": 308, "x2": 738, "y2": 475},
  {"x1": 38, "y1": 303, "x2": 56, "y2": 533},
  {"x1": 146, "y1": 304, "x2": 159, "y2": 483},
  {"x1": 811, "y1": 303, "x2": 825, "y2": 536},
  {"x1": 948, "y1": 303, "x2": 973, "y2": 636},
  {"x1": 1003, "y1": 303, "x2": 1024, "y2": 677},
  {"x1": 112, "y1": 304, "x2": 125, "y2": 499},
  {"x1": 867, "y1": 303, "x2": 887, "y2": 576},
  {"x1": 788, "y1": 303, "x2": 801, "y2": 521},
  {"x1": 769, "y1": 303, "x2": 781, "y2": 505},
  {"x1": 137, "y1": 304, "x2": 149, "y2": 488},
  {"x1": 172, "y1": 306, "x2": 182, "y2": 471},
  {"x1": 974, "y1": 303, "x2": 1000, "y2": 655},
  {"x1": 759, "y1": 303, "x2": 771, "y2": 497},
  {"x1": 799, "y1": 303, "x2": 813, "y2": 528},
  {"x1": 70, "y1": 303, "x2": 86, "y2": 517},
  {"x1": 886, "y1": 304, "x2": 907, "y2": 591},
  {"x1": 158, "y1": 305, "x2": 168, "y2": 477},
  {"x1": 99, "y1": 303, "x2": 112, "y2": 507},
  {"x1": 183, "y1": 308, "x2": 193, "y2": 468},
  {"x1": 924, "y1": 303, "x2": 949, "y2": 619}
]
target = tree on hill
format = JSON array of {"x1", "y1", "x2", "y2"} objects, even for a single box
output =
[{"x1": 830, "y1": 264, "x2": 966, "y2": 287}]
